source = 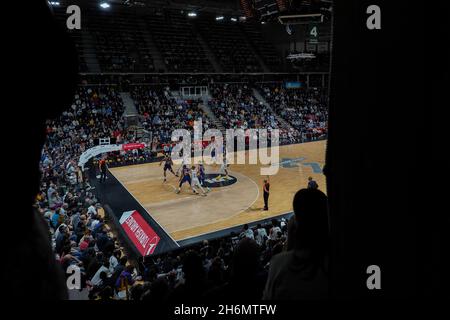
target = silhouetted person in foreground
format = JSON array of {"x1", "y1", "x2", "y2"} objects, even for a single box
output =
[
  {"x1": 170, "y1": 250, "x2": 207, "y2": 302},
  {"x1": 263, "y1": 188, "x2": 329, "y2": 299},
  {"x1": 4, "y1": 1, "x2": 78, "y2": 299},
  {"x1": 206, "y1": 238, "x2": 266, "y2": 301}
]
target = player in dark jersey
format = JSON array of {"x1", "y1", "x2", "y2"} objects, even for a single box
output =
[
  {"x1": 198, "y1": 162, "x2": 210, "y2": 192},
  {"x1": 198, "y1": 162, "x2": 206, "y2": 185},
  {"x1": 176, "y1": 165, "x2": 195, "y2": 194},
  {"x1": 159, "y1": 155, "x2": 178, "y2": 182}
]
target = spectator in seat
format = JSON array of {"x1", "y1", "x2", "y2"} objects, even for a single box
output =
[
  {"x1": 108, "y1": 250, "x2": 121, "y2": 273},
  {"x1": 239, "y1": 224, "x2": 254, "y2": 239},
  {"x1": 90, "y1": 260, "x2": 110, "y2": 287},
  {"x1": 255, "y1": 223, "x2": 268, "y2": 246},
  {"x1": 79, "y1": 235, "x2": 91, "y2": 251},
  {"x1": 111, "y1": 257, "x2": 128, "y2": 284},
  {"x1": 308, "y1": 176, "x2": 319, "y2": 190},
  {"x1": 115, "y1": 265, "x2": 135, "y2": 299},
  {"x1": 98, "y1": 286, "x2": 114, "y2": 301},
  {"x1": 170, "y1": 250, "x2": 206, "y2": 301},
  {"x1": 206, "y1": 238, "x2": 266, "y2": 301},
  {"x1": 96, "y1": 227, "x2": 114, "y2": 254},
  {"x1": 268, "y1": 219, "x2": 281, "y2": 242},
  {"x1": 263, "y1": 188, "x2": 329, "y2": 300},
  {"x1": 141, "y1": 277, "x2": 170, "y2": 302},
  {"x1": 87, "y1": 201, "x2": 97, "y2": 217},
  {"x1": 89, "y1": 271, "x2": 114, "y2": 300},
  {"x1": 51, "y1": 208, "x2": 63, "y2": 229}
]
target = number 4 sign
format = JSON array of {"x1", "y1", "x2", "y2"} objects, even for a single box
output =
[{"x1": 308, "y1": 24, "x2": 318, "y2": 44}]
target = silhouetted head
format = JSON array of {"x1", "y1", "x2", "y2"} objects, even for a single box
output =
[
  {"x1": 231, "y1": 238, "x2": 260, "y2": 280},
  {"x1": 292, "y1": 188, "x2": 329, "y2": 256},
  {"x1": 271, "y1": 219, "x2": 278, "y2": 227},
  {"x1": 143, "y1": 277, "x2": 169, "y2": 302},
  {"x1": 125, "y1": 264, "x2": 134, "y2": 273},
  {"x1": 99, "y1": 286, "x2": 113, "y2": 300},
  {"x1": 99, "y1": 271, "x2": 108, "y2": 281},
  {"x1": 182, "y1": 250, "x2": 204, "y2": 282}
]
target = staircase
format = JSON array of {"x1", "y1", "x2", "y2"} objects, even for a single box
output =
[
  {"x1": 195, "y1": 32, "x2": 223, "y2": 73},
  {"x1": 81, "y1": 30, "x2": 101, "y2": 72},
  {"x1": 120, "y1": 92, "x2": 147, "y2": 139},
  {"x1": 239, "y1": 28, "x2": 270, "y2": 73},
  {"x1": 138, "y1": 20, "x2": 167, "y2": 73},
  {"x1": 252, "y1": 88, "x2": 294, "y2": 131},
  {"x1": 199, "y1": 96, "x2": 225, "y2": 133},
  {"x1": 252, "y1": 51, "x2": 270, "y2": 73},
  {"x1": 170, "y1": 90, "x2": 181, "y2": 100},
  {"x1": 120, "y1": 92, "x2": 139, "y2": 117}
]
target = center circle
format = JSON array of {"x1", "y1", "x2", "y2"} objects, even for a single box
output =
[{"x1": 203, "y1": 174, "x2": 237, "y2": 188}]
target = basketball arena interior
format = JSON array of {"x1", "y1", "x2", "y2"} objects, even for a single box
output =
[{"x1": 20, "y1": 0, "x2": 445, "y2": 304}]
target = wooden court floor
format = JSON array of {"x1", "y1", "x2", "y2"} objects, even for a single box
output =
[{"x1": 109, "y1": 140, "x2": 326, "y2": 241}]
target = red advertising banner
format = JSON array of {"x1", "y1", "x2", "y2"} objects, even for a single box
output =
[
  {"x1": 119, "y1": 210, "x2": 160, "y2": 256},
  {"x1": 122, "y1": 143, "x2": 146, "y2": 151}
]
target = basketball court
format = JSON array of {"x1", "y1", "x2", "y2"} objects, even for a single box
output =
[{"x1": 108, "y1": 140, "x2": 326, "y2": 241}]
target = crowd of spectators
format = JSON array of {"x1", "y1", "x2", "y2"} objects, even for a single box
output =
[
  {"x1": 36, "y1": 85, "x2": 139, "y2": 299},
  {"x1": 35, "y1": 79, "x2": 329, "y2": 300},
  {"x1": 40, "y1": 86, "x2": 125, "y2": 189},
  {"x1": 75, "y1": 187, "x2": 328, "y2": 301},
  {"x1": 131, "y1": 85, "x2": 216, "y2": 144},
  {"x1": 35, "y1": 180, "x2": 329, "y2": 300},
  {"x1": 260, "y1": 85, "x2": 328, "y2": 142},
  {"x1": 209, "y1": 83, "x2": 281, "y2": 130}
]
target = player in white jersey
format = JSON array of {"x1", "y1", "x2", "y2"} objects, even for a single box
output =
[
  {"x1": 191, "y1": 165, "x2": 207, "y2": 196},
  {"x1": 215, "y1": 157, "x2": 231, "y2": 180}
]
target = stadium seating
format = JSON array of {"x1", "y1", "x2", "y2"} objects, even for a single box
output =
[
  {"x1": 240, "y1": 22, "x2": 283, "y2": 71},
  {"x1": 38, "y1": 71, "x2": 329, "y2": 300},
  {"x1": 87, "y1": 10, "x2": 155, "y2": 72},
  {"x1": 259, "y1": 85, "x2": 328, "y2": 142},
  {"x1": 130, "y1": 85, "x2": 216, "y2": 144},
  {"x1": 208, "y1": 83, "x2": 280, "y2": 129},
  {"x1": 194, "y1": 15, "x2": 262, "y2": 72},
  {"x1": 144, "y1": 10, "x2": 212, "y2": 73}
]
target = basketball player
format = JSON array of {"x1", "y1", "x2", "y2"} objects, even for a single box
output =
[
  {"x1": 191, "y1": 165, "x2": 207, "y2": 196},
  {"x1": 176, "y1": 165, "x2": 195, "y2": 194},
  {"x1": 198, "y1": 162, "x2": 211, "y2": 192},
  {"x1": 216, "y1": 156, "x2": 231, "y2": 180},
  {"x1": 209, "y1": 137, "x2": 223, "y2": 164},
  {"x1": 210, "y1": 143, "x2": 217, "y2": 163},
  {"x1": 159, "y1": 154, "x2": 178, "y2": 182},
  {"x1": 176, "y1": 156, "x2": 190, "y2": 176}
]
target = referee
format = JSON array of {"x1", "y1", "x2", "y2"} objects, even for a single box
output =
[
  {"x1": 263, "y1": 176, "x2": 270, "y2": 211},
  {"x1": 99, "y1": 158, "x2": 108, "y2": 183}
]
